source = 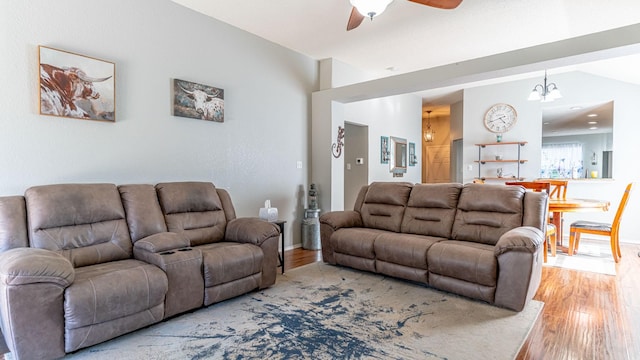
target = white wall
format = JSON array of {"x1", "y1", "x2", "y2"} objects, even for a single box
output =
[
  {"x1": 462, "y1": 81, "x2": 543, "y2": 182},
  {"x1": 344, "y1": 95, "x2": 422, "y2": 185},
  {"x1": 312, "y1": 25, "x2": 640, "y2": 243},
  {"x1": 313, "y1": 60, "x2": 421, "y2": 211},
  {"x1": 0, "y1": 0, "x2": 318, "y2": 248},
  {"x1": 461, "y1": 71, "x2": 640, "y2": 242}
]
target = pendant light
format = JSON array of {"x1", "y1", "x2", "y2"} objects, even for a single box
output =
[{"x1": 424, "y1": 110, "x2": 434, "y2": 142}]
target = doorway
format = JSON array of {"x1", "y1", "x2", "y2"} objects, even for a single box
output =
[{"x1": 344, "y1": 123, "x2": 369, "y2": 209}]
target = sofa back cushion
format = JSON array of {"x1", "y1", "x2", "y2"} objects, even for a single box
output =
[
  {"x1": 0, "y1": 196, "x2": 29, "y2": 252},
  {"x1": 118, "y1": 184, "x2": 168, "y2": 242},
  {"x1": 25, "y1": 184, "x2": 132, "y2": 267},
  {"x1": 155, "y1": 182, "x2": 227, "y2": 246},
  {"x1": 359, "y1": 182, "x2": 412, "y2": 233},
  {"x1": 401, "y1": 183, "x2": 463, "y2": 238},
  {"x1": 451, "y1": 183, "x2": 525, "y2": 245}
]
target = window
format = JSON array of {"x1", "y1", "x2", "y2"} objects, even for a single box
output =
[{"x1": 540, "y1": 143, "x2": 583, "y2": 178}]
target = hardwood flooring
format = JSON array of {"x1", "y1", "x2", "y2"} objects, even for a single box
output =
[{"x1": 286, "y1": 241, "x2": 640, "y2": 360}]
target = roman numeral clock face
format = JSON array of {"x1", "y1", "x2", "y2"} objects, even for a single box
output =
[{"x1": 484, "y1": 103, "x2": 517, "y2": 134}]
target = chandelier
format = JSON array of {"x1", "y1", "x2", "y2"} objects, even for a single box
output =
[
  {"x1": 350, "y1": 0, "x2": 393, "y2": 20},
  {"x1": 528, "y1": 70, "x2": 562, "y2": 102},
  {"x1": 423, "y1": 110, "x2": 434, "y2": 142}
]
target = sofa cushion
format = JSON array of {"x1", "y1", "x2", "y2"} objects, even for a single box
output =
[
  {"x1": 156, "y1": 182, "x2": 227, "y2": 246},
  {"x1": 64, "y1": 259, "x2": 167, "y2": 331},
  {"x1": 359, "y1": 182, "x2": 412, "y2": 233},
  {"x1": 451, "y1": 184, "x2": 525, "y2": 245},
  {"x1": 118, "y1": 184, "x2": 168, "y2": 242},
  {"x1": 401, "y1": 183, "x2": 462, "y2": 238},
  {"x1": 427, "y1": 240, "x2": 497, "y2": 287},
  {"x1": 197, "y1": 242, "x2": 263, "y2": 287},
  {"x1": 25, "y1": 184, "x2": 132, "y2": 267},
  {"x1": 332, "y1": 228, "x2": 387, "y2": 260},
  {"x1": 374, "y1": 233, "x2": 444, "y2": 270},
  {"x1": 0, "y1": 196, "x2": 28, "y2": 251}
]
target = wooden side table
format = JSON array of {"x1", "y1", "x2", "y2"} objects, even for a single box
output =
[{"x1": 273, "y1": 220, "x2": 286, "y2": 274}]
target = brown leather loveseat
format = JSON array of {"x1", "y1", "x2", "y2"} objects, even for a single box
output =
[
  {"x1": 320, "y1": 182, "x2": 547, "y2": 312},
  {"x1": 0, "y1": 181, "x2": 279, "y2": 360}
]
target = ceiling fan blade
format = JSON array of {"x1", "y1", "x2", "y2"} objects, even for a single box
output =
[
  {"x1": 347, "y1": 6, "x2": 365, "y2": 31},
  {"x1": 408, "y1": 0, "x2": 463, "y2": 9}
]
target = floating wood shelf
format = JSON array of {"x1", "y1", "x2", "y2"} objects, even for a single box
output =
[
  {"x1": 476, "y1": 177, "x2": 526, "y2": 181},
  {"x1": 475, "y1": 160, "x2": 528, "y2": 164},
  {"x1": 475, "y1": 141, "x2": 527, "y2": 147},
  {"x1": 475, "y1": 141, "x2": 527, "y2": 179}
]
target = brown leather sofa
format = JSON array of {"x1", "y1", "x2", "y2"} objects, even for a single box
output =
[
  {"x1": 0, "y1": 181, "x2": 279, "y2": 360},
  {"x1": 320, "y1": 182, "x2": 548, "y2": 312}
]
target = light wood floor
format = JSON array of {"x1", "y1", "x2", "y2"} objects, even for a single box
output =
[{"x1": 285, "y1": 242, "x2": 640, "y2": 360}]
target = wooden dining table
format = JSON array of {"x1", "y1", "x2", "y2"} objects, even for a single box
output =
[{"x1": 548, "y1": 198, "x2": 611, "y2": 248}]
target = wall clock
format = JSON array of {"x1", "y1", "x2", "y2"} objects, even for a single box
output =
[{"x1": 484, "y1": 103, "x2": 517, "y2": 134}]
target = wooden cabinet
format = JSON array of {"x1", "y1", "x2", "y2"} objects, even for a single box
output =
[{"x1": 474, "y1": 141, "x2": 527, "y2": 181}]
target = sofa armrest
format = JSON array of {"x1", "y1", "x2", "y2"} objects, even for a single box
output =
[
  {"x1": 493, "y1": 226, "x2": 544, "y2": 311},
  {"x1": 134, "y1": 232, "x2": 190, "y2": 254},
  {"x1": 225, "y1": 218, "x2": 280, "y2": 246},
  {"x1": 0, "y1": 248, "x2": 74, "y2": 360},
  {"x1": 0, "y1": 247, "x2": 74, "y2": 287},
  {"x1": 319, "y1": 211, "x2": 363, "y2": 265},
  {"x1": 225, "y1": 218, "x2": 280, "y2": 288},
  {"x1": 494, "y1": 226, "x2": 544, "y2": 256},
  {"x1": 319, "y1": 210, "x2": 363, "y2": 230}
]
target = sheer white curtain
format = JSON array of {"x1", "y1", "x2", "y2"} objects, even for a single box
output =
[{"x1": 540, "y1": 143, "x2": 583, "y2": 178}]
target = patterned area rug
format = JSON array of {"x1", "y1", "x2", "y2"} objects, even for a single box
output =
[{"x1": 60, "y1": 262, "x2": 543, "y2": 360}]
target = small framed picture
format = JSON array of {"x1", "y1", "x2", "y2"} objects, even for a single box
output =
[
  {"x1": 409, "y1": 142, "x2": 417, "y2": 166},
  {"x1": 381, "y1": 136, "x2": 389, "y2": 164},
  {"x1": 173, "y1": 79, "x2": 224, "y2": 122},
  {"x1": 39, "y1": 46, "x2": 115, "y2": 121}
]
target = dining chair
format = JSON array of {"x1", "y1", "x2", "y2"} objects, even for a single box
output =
[
  {"x1": 568, "y1": 183, "x2": 633, "y2": 263},
  {"x1": 536, "y1": 179, "x2": 568, "y2": 240},
  {"x1": 505, "y1": 181, "x2": 556, "y2": 262},
  {"x1": 536, "y1": 179, "x2": 568, "y2": 199}
]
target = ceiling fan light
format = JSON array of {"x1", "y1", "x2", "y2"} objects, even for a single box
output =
[{"x1": 350, "y1": 0, "x2": 393, "y2": 19}]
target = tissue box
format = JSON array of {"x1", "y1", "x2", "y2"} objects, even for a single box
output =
[{"x1": 259, "y1": 207, "x2": 278, "y2": 222}]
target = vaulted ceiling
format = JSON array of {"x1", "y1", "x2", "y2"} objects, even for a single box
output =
[{"x1": 173, "y1": 0, "x2": 640, "y2": 132}]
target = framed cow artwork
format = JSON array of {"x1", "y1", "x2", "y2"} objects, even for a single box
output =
[
  {"x1": 173, "y1": 79, "x2": 224, "y2": 123},
  {"x1": 38, "y1": 46, "x2": 115, "y2": 122}
]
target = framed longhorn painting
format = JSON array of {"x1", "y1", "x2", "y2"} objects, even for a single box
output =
[
  {"x1": 39, "y1": 46, "x2": 116, "y2": 122},
  {"x1": 173, "y1": 79, "x2": 224, "y2": 123}
]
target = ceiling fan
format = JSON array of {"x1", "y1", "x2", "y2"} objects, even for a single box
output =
[{"x1": 347, "y1": 0, "x2": 463, "y2": 31}]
